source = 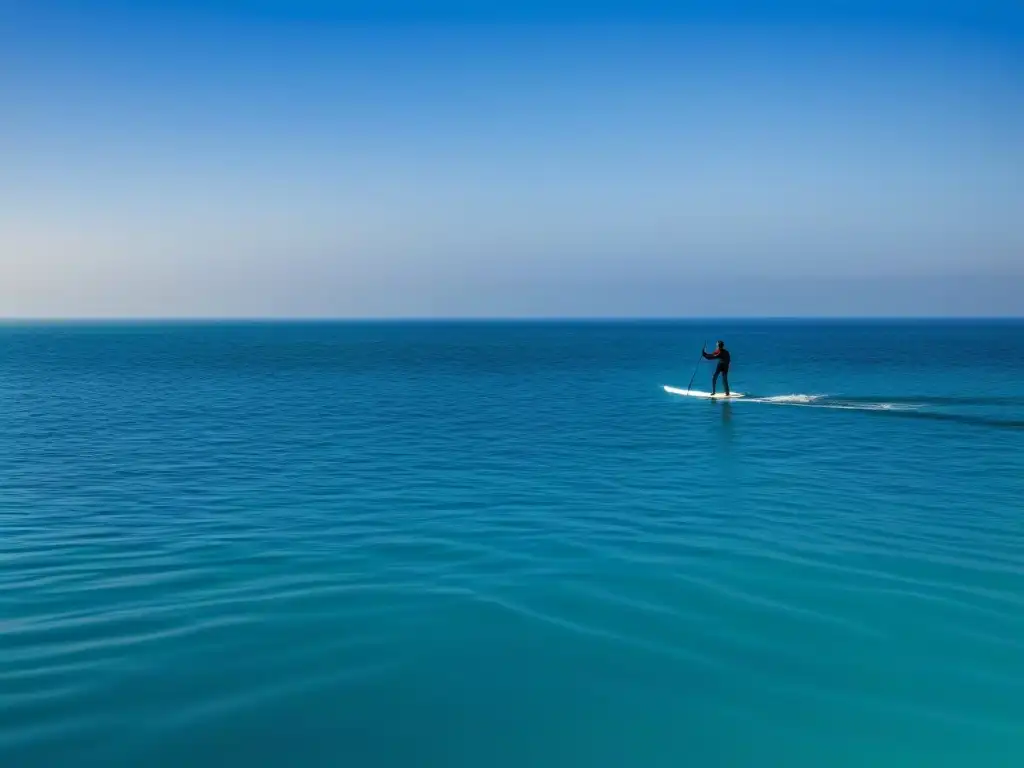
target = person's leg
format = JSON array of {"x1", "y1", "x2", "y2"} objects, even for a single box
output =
[
  {"x1": 711, "y1": 368, "x2": 720, "y2": 394},
  {"x1": 722, "y1": 368, "x2": 730, "y2": 396}
]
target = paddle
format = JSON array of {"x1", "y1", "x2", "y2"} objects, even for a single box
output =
[{"x1": 686, "y1": 340, "x2": 706, "y2": 394}]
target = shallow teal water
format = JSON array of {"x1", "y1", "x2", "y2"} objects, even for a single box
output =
[{"x1": 2, "y1": 321, "x2": 1023, "y2": 767}]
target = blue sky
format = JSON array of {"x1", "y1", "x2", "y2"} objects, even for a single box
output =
[{"x1": 2, "y1": 1, "x2": 1022, "y2": 317}]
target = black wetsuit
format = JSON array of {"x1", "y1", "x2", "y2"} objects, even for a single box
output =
[{"x1": 702, "y1": 347, "x2": 731, "y2": 395}]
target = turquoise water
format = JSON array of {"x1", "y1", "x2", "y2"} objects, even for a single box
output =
[{"x1": 2, "y1": 320, "x2": 1023, "y2": 767}]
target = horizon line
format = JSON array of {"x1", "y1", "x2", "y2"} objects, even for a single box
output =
[{"x1": 2, "y1": 315, "x2": 1022, "y2": 324}]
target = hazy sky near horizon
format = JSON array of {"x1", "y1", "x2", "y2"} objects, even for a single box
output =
[{"x1": 3, "y1": 1, "x2": 1022, "y2": 316}]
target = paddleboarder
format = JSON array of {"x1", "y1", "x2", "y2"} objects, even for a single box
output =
[{"x1": 702, "y1": 340, "x2": 731, "y2": 396}]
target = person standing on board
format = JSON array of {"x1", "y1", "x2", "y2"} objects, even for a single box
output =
[{"x1": 702, "y1": 340, "x2": 731, "y2": 396}]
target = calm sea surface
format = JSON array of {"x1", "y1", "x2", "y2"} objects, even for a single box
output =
[{"x1": 2, "y1": 320, "x2": 1023, "y2": 767}]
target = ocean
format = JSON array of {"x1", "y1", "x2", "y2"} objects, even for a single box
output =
[{"x1": 2, "y1": 320, "x2": 1023, "y2": 767}]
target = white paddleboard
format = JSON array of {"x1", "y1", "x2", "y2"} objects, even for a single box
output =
[{"x1": 664, "y1": 386, "x2": 744, "y2": 399}]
